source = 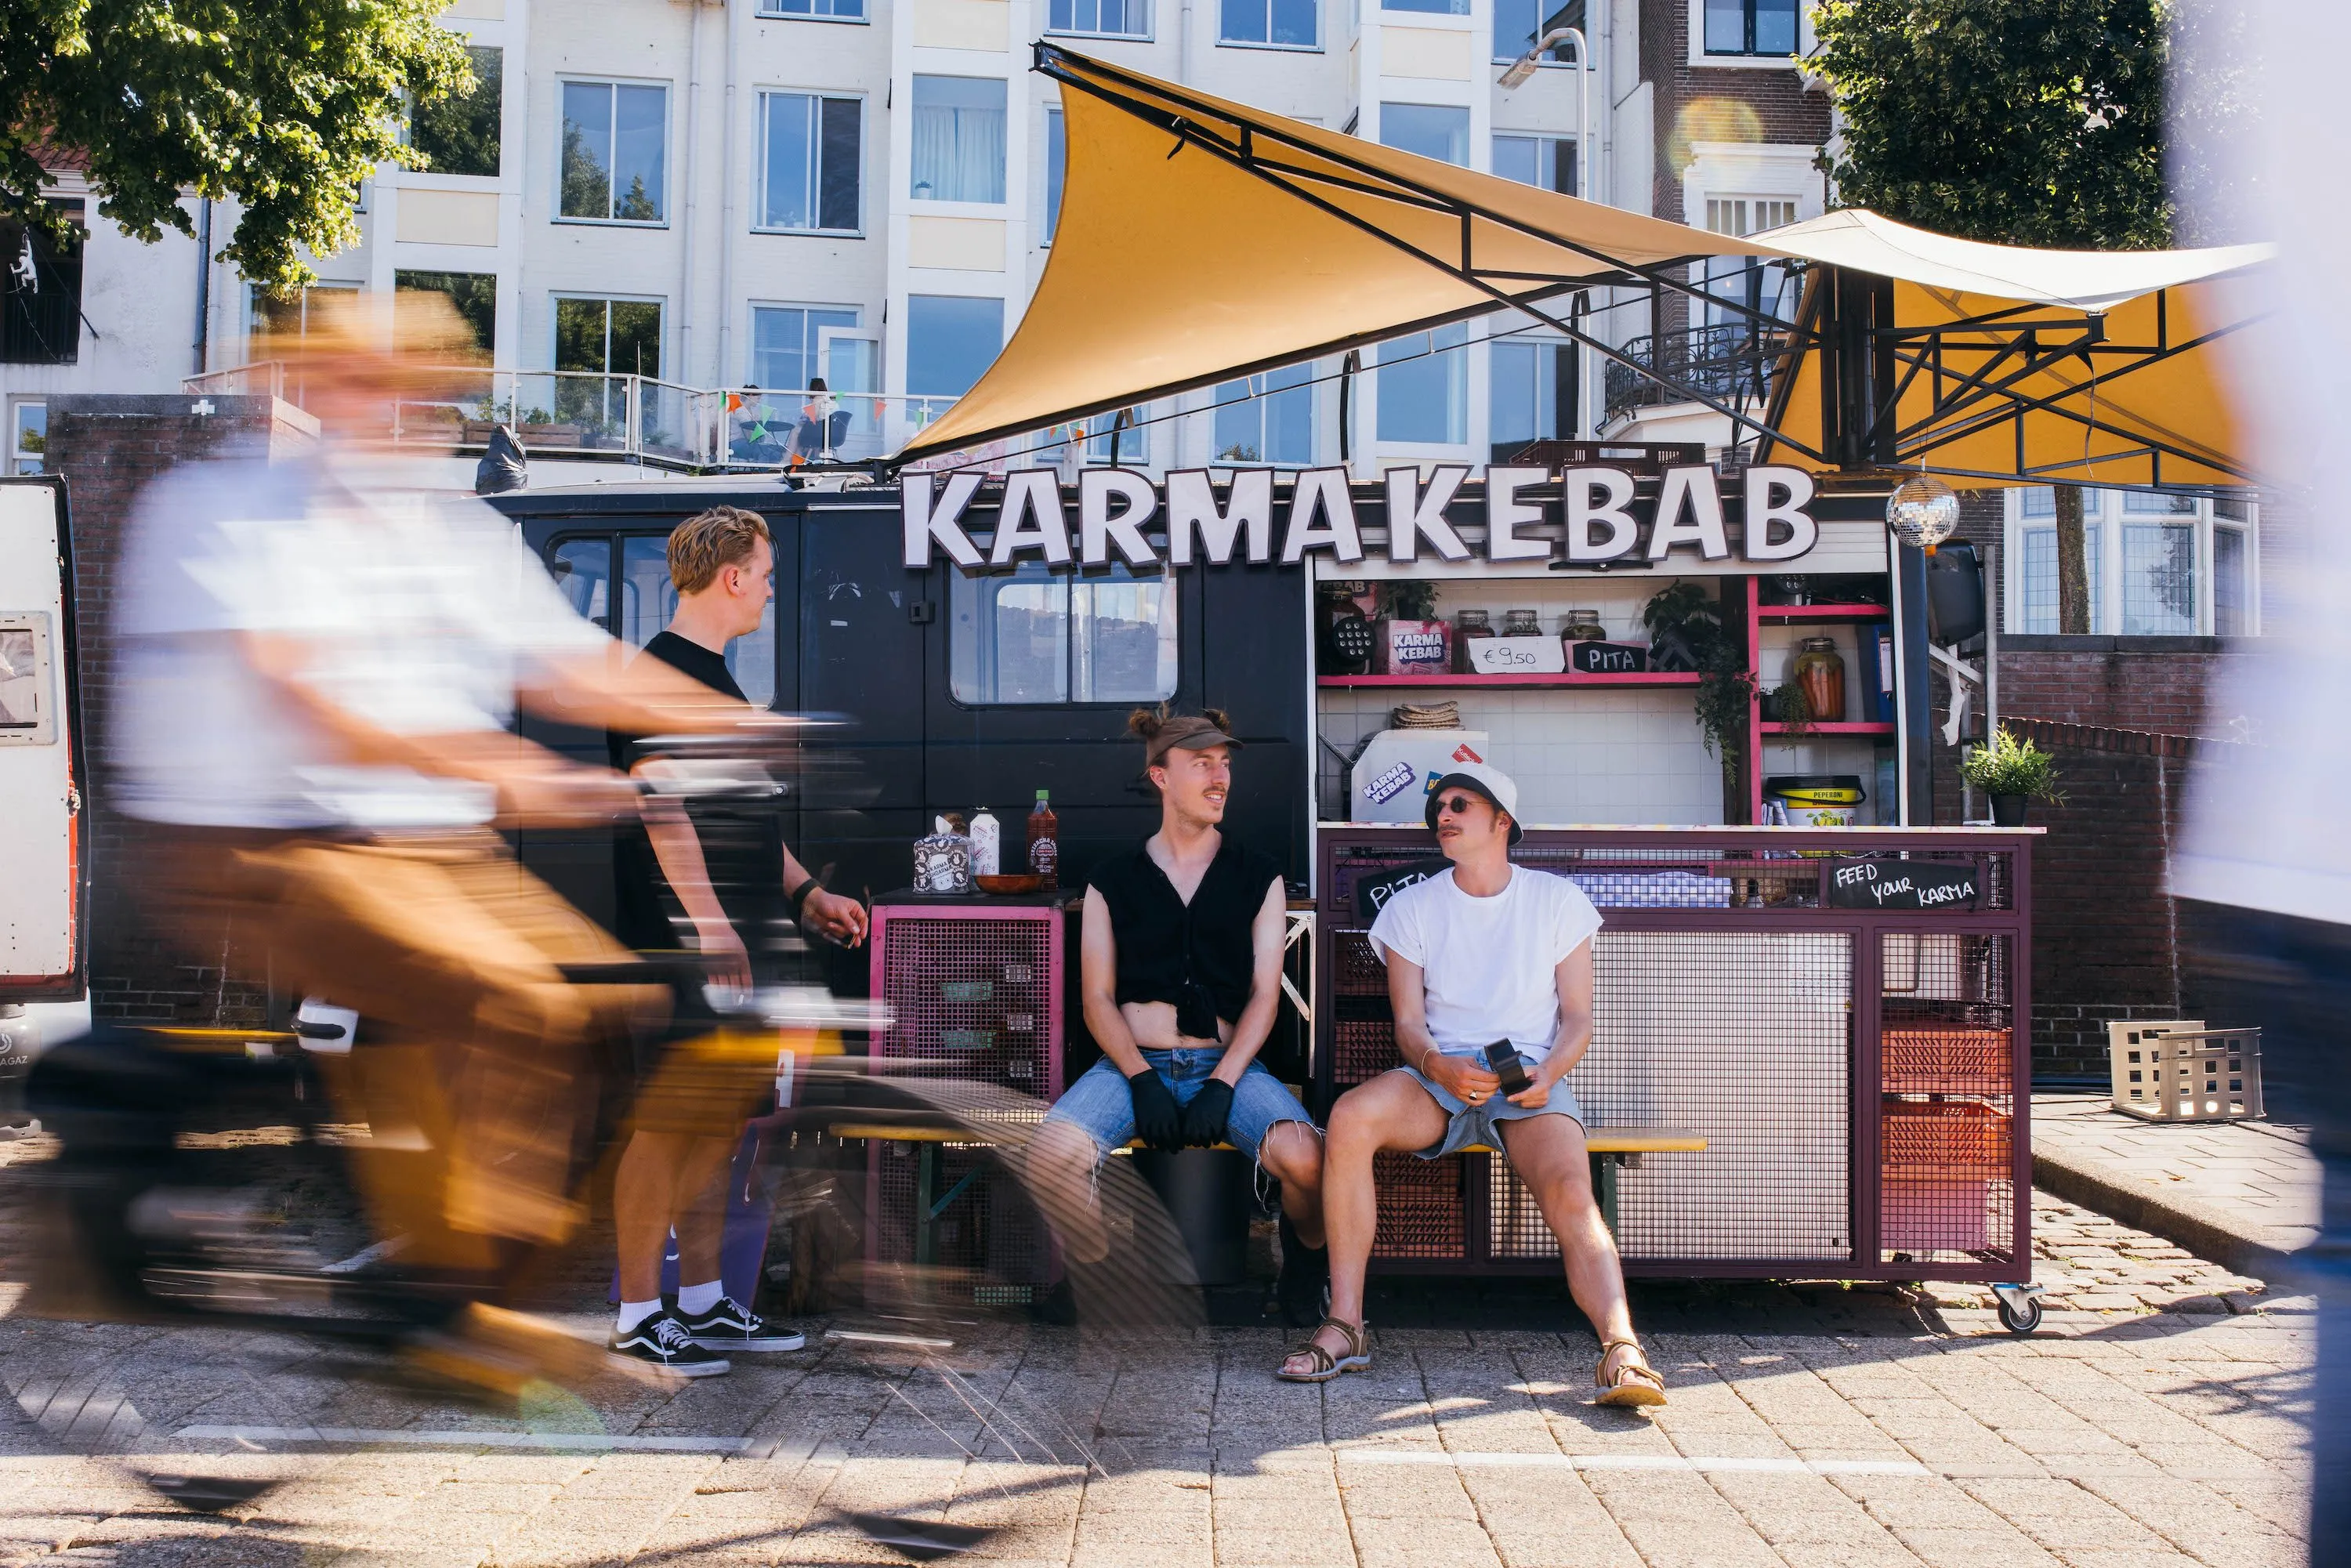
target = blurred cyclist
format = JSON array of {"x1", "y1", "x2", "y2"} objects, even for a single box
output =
[{"x1": 108, "y1": 294, "x2": 765, "y2": 1349}]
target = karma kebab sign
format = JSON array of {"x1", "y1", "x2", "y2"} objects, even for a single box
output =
[{"x1": 903, "y1": 464, "x2": 1828, "y2": 571}]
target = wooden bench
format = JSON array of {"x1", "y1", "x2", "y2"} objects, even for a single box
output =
[{"x1": 831, "y1": 1121, "x2": 1706, "y2": 1255}]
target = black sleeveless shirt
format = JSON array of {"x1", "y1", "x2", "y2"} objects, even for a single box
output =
[{"x1": 1087, "y1": 835, "x2": 1284, "y2": 1037}]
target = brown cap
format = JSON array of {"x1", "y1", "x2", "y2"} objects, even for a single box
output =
[{"x1": 1131, "y1": 706, "x2": 1244, "y2": 767}]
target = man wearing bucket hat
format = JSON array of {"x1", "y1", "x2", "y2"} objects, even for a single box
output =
[
  {"x1": 1276, "y1": 762, "x2": 1665, "y2": 1404},
  {"x1": 1031, "y1": 706, "x2": 1328, "y2": 1324}
]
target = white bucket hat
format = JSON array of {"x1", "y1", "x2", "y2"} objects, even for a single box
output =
[{"x1": 1423, "y1": 760, "x2": 1523, "y2": 844}]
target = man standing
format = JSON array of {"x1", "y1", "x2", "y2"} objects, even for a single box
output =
[
  {"x1": 1031, "y1": 708, "x2": 1328, "y2": 1323},
  {"x1": 605, "y1": 505, "x2": 869, "y2": 1374},
  {"x1": 1278, "y1": 764, "x2": 1662, "y2": 1403}
]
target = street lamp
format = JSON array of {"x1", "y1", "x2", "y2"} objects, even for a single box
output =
[{"x1": 1498, "y1": 24, "x2": 1593, "y2": 436}]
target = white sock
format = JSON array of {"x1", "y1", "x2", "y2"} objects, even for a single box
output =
[
  {"x1": 676, "y1": 1280, "x2": 725, "y2": 1317},
  {"x1": 617, "y1": 1298, "x2": 662, "y2": 1334}
]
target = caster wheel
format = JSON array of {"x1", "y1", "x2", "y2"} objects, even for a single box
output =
[{"x1": 1996, "y1": 1296, "x2": 2042, "y2": 1335}]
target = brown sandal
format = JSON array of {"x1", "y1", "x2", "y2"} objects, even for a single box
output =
[
  {"x1": 1276, "y1": 1317, "x2": 1370, "y2": 1383},
  {"x1": 1594, "y1": 1338, "x2": 1667, "y2": 1407}
]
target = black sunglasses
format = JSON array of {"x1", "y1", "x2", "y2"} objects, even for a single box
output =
[{"x1": 1435, "y1": 794, "x2": 1484, "y2": 816}]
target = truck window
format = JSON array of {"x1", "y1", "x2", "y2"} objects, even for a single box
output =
[
  {"x1": 546, "y1": 532, "x2": 776, "y2": 708},
  {"x1": 948, "y1": 560, "x2": 1176, "y2": 706}
]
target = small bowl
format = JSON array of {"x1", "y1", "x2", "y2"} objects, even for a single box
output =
[{"x1": 975, "y1": 874, "x2": 1044, "y2": 896}]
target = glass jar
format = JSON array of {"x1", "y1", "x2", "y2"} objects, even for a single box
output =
[
  {"x1": 1502, "y1": 608, "x2": 1543, "y2": 637},
  {"x1": 1561, "y1": 609, "x2": 1605, "y2": 642},
  {"x1": 1451, "y1": 608, "x2": 1494, "y2": 672},
  {"x1": 1791, "y1": 636, "x2": 1847, "y2": 725}
]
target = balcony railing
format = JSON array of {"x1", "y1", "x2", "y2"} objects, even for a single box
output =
[
  {"x1": 1602, "y1": 321, "x2": 1784, "y2": 428},
  {"x1": 181, "y1": 363, "x2": 959, "y2": 473}
]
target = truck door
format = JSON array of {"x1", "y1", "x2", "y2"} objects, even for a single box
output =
[{"x1": 0, "y1": 479, "x2": 88, "y2": 1000}]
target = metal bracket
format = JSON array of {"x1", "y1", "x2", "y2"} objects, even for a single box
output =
[{"x1": 1929, "y1": 642, "x2": 1980, "y2": 748}]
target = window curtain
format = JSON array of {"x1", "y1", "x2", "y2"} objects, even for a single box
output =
[{"x1": 911, "y1": 79, "x2": 1006, "y2": 204}]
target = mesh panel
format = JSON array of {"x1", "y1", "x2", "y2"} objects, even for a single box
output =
[
  {"x1": 1487, "y1": 1157, "x2": 1559, "y2": 1260},
  {"x1": 875, "y1": 912, "x2": 1056, "y2": 1093},
  {"x1": 1334, "y1": 1019, "x2": 1401, "y2": 1085},
  {"x1": 1334, "y1": 932, "x2": 1389, "y2": 997},
  {"x1": 871, "y1": 1141, "x2": 1051, "y2": 1289},
  {"x1": 1573, "y1": 931, "x2": 1852, "y2": 1261},
  {"x1": 1371, "y1": 1151, "x2": 1465, "y2": 1259},
  {"x1": 1881, "y1": 932, "x2": 2016, "y2": 1266}
]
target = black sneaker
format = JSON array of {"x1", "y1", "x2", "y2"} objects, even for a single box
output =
[
  {"x1": 610, "y1": 1310, "x2": 731, "y2": 1376},
  {"x1": 1276, "y1": 1210, "x2": 1331, "y2": 1329},
  {"x1": 679, "y1": 1296, "x2": 806, "y2": 1353}
]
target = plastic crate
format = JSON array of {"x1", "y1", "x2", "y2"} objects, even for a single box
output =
[
  {"x1": 1371, "y1": 1150, "x2": 1465, "y2": 1260},
  {"x1": 1882, "y1": 1178, "x2": 1995, "y2": 1254},
  {"x1": 1332, "y1": 1019, "x2": 1400, "y2": 1085},
  {"x1": 2108, "y1": 1023, "x2": 2263, "y2": 1122},
  {"x1": 1883, "y1": 1027, "x2": 2011, "y2": 1096},
  {"x1": 1882, "y1": 1099, "x2": 2009, "y2": 1176}
]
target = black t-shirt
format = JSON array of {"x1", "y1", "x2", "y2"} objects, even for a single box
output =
[
  {"x1": 1086, "y1": 835, "x2": 1283, "y2": 1038},
  {"x1": 609, "y1": 631, "x2": 788, "y2": 954}
]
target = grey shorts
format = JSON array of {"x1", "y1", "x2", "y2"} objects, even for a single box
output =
[{"x1": 1394, "y1": 1055, "x2": 1584, "y2": 1161}]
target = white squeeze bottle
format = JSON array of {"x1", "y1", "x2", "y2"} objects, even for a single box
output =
[{"x1": 970, "y1": 806, "x2": 1002, "y2": 876}]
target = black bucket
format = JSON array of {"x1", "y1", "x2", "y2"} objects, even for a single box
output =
[{"x1": 1129, "y1": 1148, "x2": 1253, "y2": 1287}]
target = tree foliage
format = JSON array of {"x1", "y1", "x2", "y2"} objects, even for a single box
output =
[
  {"x1": 1, "y1": 0, "x2": 473, "y2": 291},
  {"x1": 1811, "y1": 0, "x2": 2172, "y2": 249}
]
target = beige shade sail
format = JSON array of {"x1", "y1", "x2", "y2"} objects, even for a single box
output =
[{"x1": 895, "y1": 45, "x2": 1785, "y2": 465}]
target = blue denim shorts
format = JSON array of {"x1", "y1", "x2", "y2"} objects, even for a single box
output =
[
  {"x1": 1397, "y1": 1053, "x2": 1584, "y2": 1161},
  {"x1": 1043, "y1": 1047, "x2": 1317, "y2": 1162}
]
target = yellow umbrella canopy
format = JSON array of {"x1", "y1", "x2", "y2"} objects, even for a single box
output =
[{"x1": 897, "y1": 45, "x2": 1784, "y2": 465}]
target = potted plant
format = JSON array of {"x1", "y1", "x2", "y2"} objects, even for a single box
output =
[
  {"x1": 1960, "y1": 728, "x2": 2061, "y2": 825},
  {"x1": 1643, "y1": 582, "x2": 1755, "y2": 776}
]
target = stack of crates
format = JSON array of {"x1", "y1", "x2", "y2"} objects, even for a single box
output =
[{"x1": 864, "y1": 903, "x2": 1067, "y2": 1301}]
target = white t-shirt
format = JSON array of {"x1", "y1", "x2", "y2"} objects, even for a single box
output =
[
  {"x1": 1366, "y1": 866, "x2": 1603, "y2": 1064},
  {"x1": 111, "y1": 457, "x2": 609, "y2": 830}
]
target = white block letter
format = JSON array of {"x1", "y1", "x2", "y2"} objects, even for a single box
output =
[
  {"x1": 1485, "y1": 465, "x2": 1552, "y2": 563},
  {"x1": 1647, "y1": 465, "x2": 1733, "y2": 561},
  {"x1": 1165, "y1": 469, "x2": 1273, "y2": 564},
  {"x1": 902, "y1": 471, "x2": 985, "y2": 569},
  {"x1": 1564, "y1": 468, "x2": 1639, "y2": 563},
  {"x1": 1741, "y1": 465, "x2": 1820, "y2": 562},
  {"x1": 1282, "y1": 468, "x2": 1366, "y2": 564},
  {"x1": 1383, "y1": 465, "x2": 1472, "y2": 563},
  {"x1": 989, "y1": 469, "x2": 1074, "y2": 567},
  {"x1": 1080, "y1": 468, "x2": 1162, "y2": 568}
]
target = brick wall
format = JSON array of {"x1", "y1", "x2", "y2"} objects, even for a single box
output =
[
  {"x1": 47, "y1": 394, "x2": 317, "y2": 1026},
  {"x1": 1637, "y1": 0, "x2": 1833, "y2": 226}
]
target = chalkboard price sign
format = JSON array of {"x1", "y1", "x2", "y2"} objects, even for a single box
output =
[
  {"x1": 1353, "y1": 857, "x2": 1454, "y2": 922},
  {"x1": 1827, "y1": 856, "x2": 1980, "y2": 911}
]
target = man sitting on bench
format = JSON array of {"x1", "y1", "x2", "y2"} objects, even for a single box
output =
[
  {"x1": 1031, "y1": 708, "x2": 1328, "y2": 1324},
  {"x1": 1277, "y1": 762, "x2": 1665, "y2": 1405}
]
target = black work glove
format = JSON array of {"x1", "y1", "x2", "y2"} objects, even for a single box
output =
[
  {"x1": 1182, "y1": 1077, "x2": 1236, "y2": 1149},
  {"x1": 1127, "y1": 1069, "x2": 1184, "y2": 1153}
]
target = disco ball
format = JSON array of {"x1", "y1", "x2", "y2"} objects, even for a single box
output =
[{"x1": 1886, "y1": 473, "x2": 1960, "y2": 552}]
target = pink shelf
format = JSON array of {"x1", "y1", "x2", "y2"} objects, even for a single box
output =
[
  {"x1": 1760, "y1": 721, "x2": 1897, "y2": 736},
  {"x1": 1758, "y1": 603, "x2": 1892, "y2": 621},
  {"x1": 1318, "y1": 672, "x2": 1704, "y2": 689}
]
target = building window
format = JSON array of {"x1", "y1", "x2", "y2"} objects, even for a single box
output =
[
  {"x1": 393, "y1": 270, "x2": 496, "y2": 363},
  {"x1": 1494, "y1": 133, "x2": 1576, "y2": 195},
  {"x1": 1494, "y1": 0, "x2": 1583, "y2": 63},
  {"x1": 1220, "y1": 0, "x2": 1316, "y2": 47},
  {"x1": 246, "y1": 281, "x2": 360, "y2": 356},
  {"x1": 1077, "y1": 408, "x2": 1146, "y2": 463},
  {"x1": 1704, "y1": 0, "x2": 1798, "y2": 56},
  {"x1": 951, "y1": 562, "x2": 1178, "y2": 705},
  {"x1": 409, "y1": 44, "x2": 502, "y2": 178},
  {"x1": 1, "y1": 201, "x2": 84, "y2": 366},
  {"x1": 748, "y1": 304, "x2": 858, "y2": 391},
  {"x1": 1386, "y1": 0, "x2": 1467, "y2": 16},
  {"x1": 1044, "y1": 108, "x2": 1066, "y2": 244},
  {"x1": 1489, "y1": 339, "x2": 1574, "y2": 460},
  {"x1": 911, "y1": 77, "x2": 1007, "y2": 205},
  {"x1": 1378, "y1": 322, "x2": 1468, "y2": 444},
  {"x1": 554, "y1": 296, "x2": 662, "y2": 430},
  {"x1": 9, "y1": 401, "x2": 44, "y2": 475},
  {"x1": 759, "y1": 92, "x2": 862, "y2": 233},
  {"x1": 759, "y1": 0, "x2": 865, "y2": 19},
  {"x1": 1049, "y1": 0, "x2": 1149, "y2": 38},
  {"x1": 907, "y1": 294, "x2": 1004, "y2": 398},
  {"x1": 1381, "y1": 103, "x2": 1471, "y2": 166},
  {"x1": 1699, "y1": 195, "x2": 1799, "y2": 329},
  {"x1": 560, "y1": 80, "x2": 668, "y2": 223},
  {"x1": 550, "y1": 534, "x2": 775, "y2": 706},
  {"x1": 2010, "y1": 487, "x2": 2256, "y2": 637},
  {"x1": 1214, "y1": 367, "x2": 1314, "y2": 465}
]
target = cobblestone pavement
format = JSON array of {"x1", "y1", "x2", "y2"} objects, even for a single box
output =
[
  {"x1": 2034, "y1": 1094, "x2": 2318, "y2": 1263},
  {"x1": 0, "y1": 1168, "x2": 2310, "y2": 1568}
]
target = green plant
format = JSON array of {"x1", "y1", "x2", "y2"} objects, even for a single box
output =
[
  {"x1": 1644, "y1": 583, "x2": 1755, "y2": 775},
  {"x1": 1380, "y1": 581, "x2": 1439, "y2": 621},
  {"x1": 1960, "y1": 728, "x2": 2063, "y2": 800},
  {"x1": 1765, "y1": 681, "x2": 1813, "y2": 737}
]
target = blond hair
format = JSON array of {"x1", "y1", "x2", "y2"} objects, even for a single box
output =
[{"x1": 668, "y1": 505, "x2": 773, "y2": 595}]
